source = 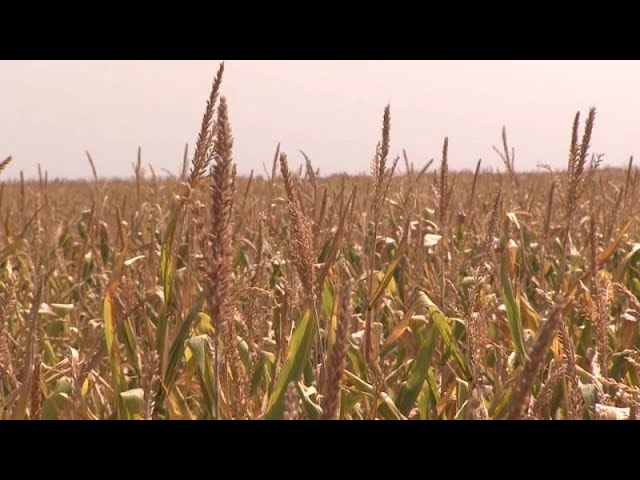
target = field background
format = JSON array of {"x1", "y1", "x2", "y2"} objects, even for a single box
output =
[{"x1": 1, "y1": 67, "x2": 639, "y2": 420}]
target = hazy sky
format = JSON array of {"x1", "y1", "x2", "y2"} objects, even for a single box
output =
[{"x1": 1, "y1": 60, "x2": 639, "y2": 180}]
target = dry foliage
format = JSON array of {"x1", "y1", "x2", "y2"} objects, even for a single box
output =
[{"x1": 1, "y1": 64, "x2": 639, "y2": 420}]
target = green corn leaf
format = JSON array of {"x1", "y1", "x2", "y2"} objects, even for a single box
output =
[
  {"x1": 396, "y1": 325, "x2": 438, "y2": 415},
  {"x1": 500, "y1": 255, "x2": 528, "y2": 366},
  {"x1": 264, "y1": 309, "x2": 315, "y2": 420}
]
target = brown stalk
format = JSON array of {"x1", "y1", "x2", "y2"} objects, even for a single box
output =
[
  {"x1": 590, "y1": 216, "x2": 611, "y2": 375},
  {"x1": 437, "y1": 138, "x2": 451, "y2": 310},
  {"x1": 0, "y1": 274, "x2": 17, "y2": 382},
  {"x1": 30, "y1": 356, "x2": 42, "y2": 420},
  {"x1": 131, "y1": 147, "x2": 143, "y2": 205},
  {"x1": 19, "y1": 171, "x2": 25, "y2": 220},
  {"x1": 559, "y1": 107, "x2": 597, "y2": 290},
  {"x1": 13, "y1": 273, "x2": 48, "y2": 420},
  {"x1": 142, "y1": 347, "x2": 160, "y2": 421},
  {"x1": 466, "y1": 158, "x2": 482, "y2": 213},
  {"x1": 233, "y1": 168, "x2": 254, "y2": 240},
  {"x1": 190, "y1": 62, "x2": 225, "y2": 185},
  {"x1": 322, "y1": 280, "x2": 352, "y2": 420},
  {"x1": 279, "y1": 153, "x2": 316, "y2": 303},
  {"x1": 507, "y1": 296, "x2": 570, "y2": 420},
  {"x1": 483, "y1": 190, "x2": 502, "y2": 262},
  {"x1": 365, "y1": 105, "x2": 391, "y2": 364},
  {"x1": 615, "y1": 282, "x2": 640, "y2": 315},
  {"x1": 180, "y1": 143, "x2": 190, "y2": 180},
  {"x1": 538, "y1": 181, "x2": 555, "y2": 290},
  {"x1": 314, "y1": 185, "x2": 328, "y2": 240},
  {"x1": 533, "y1": 359, "x2": 566, "y2": 419},
  {"x1": 207, "y1": 96, "x2": 247, "y2": 419},
  {"x1": 317, "y1": 187, "x2": 356, "y2": 291},
  {"x1": 558, "y1": 322, "x2": 582, "y2": 419},
  {"x1": 438, "y1": 138, "x2": 450, "y2": 231},
  {"x1": 402, "y1": 149, "x2": 411, "y2": 175},
  {"x1": 467, "y1": 311, "x2": 488, "y2": 376},
  {"x1": 85, "y1": 151, "x2": 99, "y2": 185},
  {"x1": 605, "y1": 186, "x2": 623, "y2": 240},
  {"x1": 624, "y1": 156, "x2": 633, "y2": 199},
  {"x1": 0, "y1": 157, "x2": 12, "y2": 176},
  {"x1": 493, "y1": 126, "x2": 520, "y2": 193}
]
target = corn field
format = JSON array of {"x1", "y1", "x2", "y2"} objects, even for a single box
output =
[{"x1": 1, "y1": 63, "x2": 639, "y2": 420}]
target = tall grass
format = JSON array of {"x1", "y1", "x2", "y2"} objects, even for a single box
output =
[{"x1": 0, "y1": 65, "x2": 639, "y2": 420}]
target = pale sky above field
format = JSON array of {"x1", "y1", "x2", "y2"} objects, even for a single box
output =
[{"x1": 1, "y1": 60, "x2": 640, "y2": 179}]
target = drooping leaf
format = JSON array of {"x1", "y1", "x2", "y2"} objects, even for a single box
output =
[
  {"x1": 368, "y1": 251, "x2": 405, "y2": 307},
  {"x1": 614, "y1": 243, "x2": 640, "y2": 282},
  {"x1": 598, "y1": 219, "x2": 633, "y2": 264},
  {"x1": 381, "y1": 307, "x2": 415, "y2": 356}
]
